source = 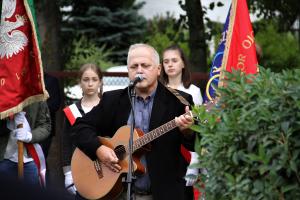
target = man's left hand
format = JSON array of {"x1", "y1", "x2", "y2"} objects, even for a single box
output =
[{"x1": 175, "y1": 106, "x2": 194, "y2": 132}]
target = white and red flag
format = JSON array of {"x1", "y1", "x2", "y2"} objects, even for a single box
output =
[
  {"x1": 0, "y1": 0, "x2": 48, "y2": 186},
  {"x1": 0, "y1": 0, "x2": 48, "y2": 119}
]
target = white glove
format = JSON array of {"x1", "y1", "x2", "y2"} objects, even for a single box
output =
[
  {"x1": 11, "y1": 128, "x2": 32, "y2": 143},
  {"x1": 7, "y1": 112, "x2": 27, "y2": 130},
  {"x1": 185, "y1": 152, "x2": 199, "y2": 186},
  {"x1": 64, "y1": 171, "x2": 76, "y2": 195},
  {"x1": 9, "y1": 112, "x2": 32, "y2": 143},
  {"x1": 14, "y1": 112, "x2": 27, "y2": 127}
]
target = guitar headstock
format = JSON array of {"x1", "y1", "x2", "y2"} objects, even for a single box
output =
[
  {"x1": 203, "y1": 99, "x2": 218, "y2": 112},
  {"x1": 183, "y1": 99, "x2": 218, "y2": 123},
  {"x1": 189, "y1": 99, "x2": 218, "y2": 123}
]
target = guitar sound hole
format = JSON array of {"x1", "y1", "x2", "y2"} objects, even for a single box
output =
[{"x1": 115, "y1": 145, "x2": 126, "y2": 160}]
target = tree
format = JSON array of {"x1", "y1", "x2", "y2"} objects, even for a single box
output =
[
  {"x1": 60, "y1": 0, "x2": 147, "y2": 64},
  {"x1": 35, "y1": 0, "x2": 62, "y2": 71},
  {"x1": 65, "y1": 36, "x2": 115, "y2": 71},
  {"x1": 145, "y1": 14, "x2": 189, "y2": 57},
  {"x1": 248, "y1": 0, "x2": 300, "y2": 48},
  {"x1": 249, "y1": 0, "x2": 300, "y2": 31},
  {"x1": 255, "y1": 21, "x2": 300, "y2": 71},
  {"x1": 35, "y1": 0, "x2": 64, "y2": 186},
  {"x1": 179, "y1": 0, "x2": 208, "y2": 73}
]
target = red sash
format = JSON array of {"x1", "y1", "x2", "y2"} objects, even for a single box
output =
[{"x1": 25, "y1": 143, "x2": 46, "y2": 187}]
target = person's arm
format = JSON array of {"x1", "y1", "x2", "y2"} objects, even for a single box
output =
[
  {"x1": 61, "y1": 116, "x2": 74, "y2": 167},
  {"x1": 71, "y1": 92, "x2": 121, "y2": 172},
  {"x1": 61, "y1": 115, "x2": 77, "y2": 194},
  {"x1": 30, "y1": 102, "x2": 51, "y2": 143},
  {"x1": 71, "y1": 105, "x2": 102, "y2": 161}
]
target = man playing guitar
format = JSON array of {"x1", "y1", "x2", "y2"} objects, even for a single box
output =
[{"x1": 71, "y1": 43, "x2": 195, "y2": 200}]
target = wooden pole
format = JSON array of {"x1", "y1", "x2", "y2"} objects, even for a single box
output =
[{"x1": 17, "y1": 124, "x2": 24, "y2": 179}]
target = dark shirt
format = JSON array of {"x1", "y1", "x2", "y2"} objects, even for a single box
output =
[
  {"x1": 0, "y1": 119, "x2": 9, "y2": 136},
  {"x1": 44, "y1": 72, "x2": 61, "y2": 137}
]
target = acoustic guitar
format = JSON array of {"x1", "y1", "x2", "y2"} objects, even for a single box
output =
[{"x1": 71, "y1": 111, "x2": 195, "y2": 200}]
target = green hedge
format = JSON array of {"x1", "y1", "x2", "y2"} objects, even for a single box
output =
[{"x1": 192, "y1": 68, "x2": 300, "y2": 200}]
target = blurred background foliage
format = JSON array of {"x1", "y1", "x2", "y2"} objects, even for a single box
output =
[
  {"x1": 60, "y1": 0, "x2": 146, "y2": 67},
  {"x1": 144, "y1": 14, "x2": 190, "y2": 57},
  {"x1": 55, "y1": 0, "x2": 300, "y2": 72},
  {"x1": 64, "y1": 36, "x2": 115, "y2": 71},
  {"x1": 31, "y1": 0, "x2": 300, "y2": 73},
  {"x1": 255, "y1": 21, "x2": 300, "y2": 72}
]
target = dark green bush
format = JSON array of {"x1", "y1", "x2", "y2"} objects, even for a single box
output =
[{"x1": 192, "y1": 68, "x2": 300, "y2": 200}]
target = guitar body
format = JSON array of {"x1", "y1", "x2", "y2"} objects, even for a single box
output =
[{"x1": 71, "y1": 126, "x2": 147, "y2": 200}]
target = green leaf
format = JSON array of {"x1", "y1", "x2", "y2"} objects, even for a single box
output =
[
  {"x1": 281, "y1": 184, "x2": 298, "y2": 193},
  {"x1": 281, "y1": 121, "x2": 290, "y2": 133},
  {"x1": 224, "y1": 173, "x2": 235, "y2": 184}
]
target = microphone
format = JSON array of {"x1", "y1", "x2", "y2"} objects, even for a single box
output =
[{"x1": 129, "y1": 74, "x2": 144, "y2": 87}]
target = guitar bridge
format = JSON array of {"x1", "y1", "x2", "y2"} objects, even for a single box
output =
[{"x1": 94, "y1": 159, "x2": 103, "y2": 179}]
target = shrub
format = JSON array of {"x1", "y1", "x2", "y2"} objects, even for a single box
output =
[
  {"x1": 64, "y1": 36, "x2": 116, "y2": 71},
  {"x1": 192, "y1": 68, "x2": 300, "y2": 199}
]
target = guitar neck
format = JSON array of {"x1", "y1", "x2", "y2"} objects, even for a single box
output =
[{"x1": 132, "y1": 119, "x2": 177, "y2": 151}]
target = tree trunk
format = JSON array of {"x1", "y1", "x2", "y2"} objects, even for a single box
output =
[
  {"x1": 35, "y1": 0, "x2": 62, "y2": 71},
  {"x1": 35, "y1": 0, "x2": 64, "y2": 187},
  {"x1": 185, "y1": 0, "x2": 207, "y2": 73}
]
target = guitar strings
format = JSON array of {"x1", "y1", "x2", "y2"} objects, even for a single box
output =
[
  {"x1": 112, "y1": 119, "x2": 178, "y2": 155},
  {"x1": 110, "y1": 117, "x2": 193, "y2": 156},
  {"x1": 103, "y1": 110, "x2": 201, "y2": 156}
]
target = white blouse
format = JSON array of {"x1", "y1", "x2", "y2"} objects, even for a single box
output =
[{"x1": 177, "y1": 83, "x2": 203, "y2": 105}]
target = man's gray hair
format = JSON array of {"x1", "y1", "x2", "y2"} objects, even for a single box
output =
[{"x1": 127, "y1": 43, "x2": 160, "y2": 65}]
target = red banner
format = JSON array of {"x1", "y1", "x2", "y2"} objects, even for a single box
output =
[
  {"x1": 219, "y1": 0, "x2": 259, "y2": 87},
  {"x1": 198, "y1": 1, "x2": 259, "y2": 199},
  {"x1": 0, "y1": 0, "x2": 48, "y2": 119}
]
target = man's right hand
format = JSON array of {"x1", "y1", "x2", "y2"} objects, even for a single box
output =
[{"x1": 96, "y1": 145, "x2": 121, "y2": 173}]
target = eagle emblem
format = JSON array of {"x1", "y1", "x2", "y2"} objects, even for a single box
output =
[{"x1": 0, "y1": 0, "x2": 28, "y2": 59}]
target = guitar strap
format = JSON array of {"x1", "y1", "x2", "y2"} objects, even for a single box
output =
[
  {"x1": 165, "y1": 86, "x2": 192, "y2": 163},
  {"x1": 166, "y1": 86, "x2": 190, "y2": 106}
]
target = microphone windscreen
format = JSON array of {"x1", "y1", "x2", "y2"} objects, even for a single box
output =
[{"x1": 135, "y1": 74, "x2": 144, "y2": 81}]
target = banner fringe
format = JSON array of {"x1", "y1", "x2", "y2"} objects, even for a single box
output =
[{"x1": 0, "y1": 93, "x2": 48, "y2": 119}]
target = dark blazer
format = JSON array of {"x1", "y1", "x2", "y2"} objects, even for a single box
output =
[{"x1": 72, "y1": 82, "x2": 195, "y2": 200}]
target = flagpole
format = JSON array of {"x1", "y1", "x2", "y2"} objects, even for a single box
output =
[
  {"x1": 17, "y1": 124, "x2": 24, "y2": 179},
  {"x1": 218, "y1": 0, "x2": 237, "y2": 88},
  {"x1": 18, "y1": 142, "x2": 24, "y2": 179}
]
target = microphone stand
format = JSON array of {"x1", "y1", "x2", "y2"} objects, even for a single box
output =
[{"x1": 127, "y1": 85, "x2": 136, "y2": 200}]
